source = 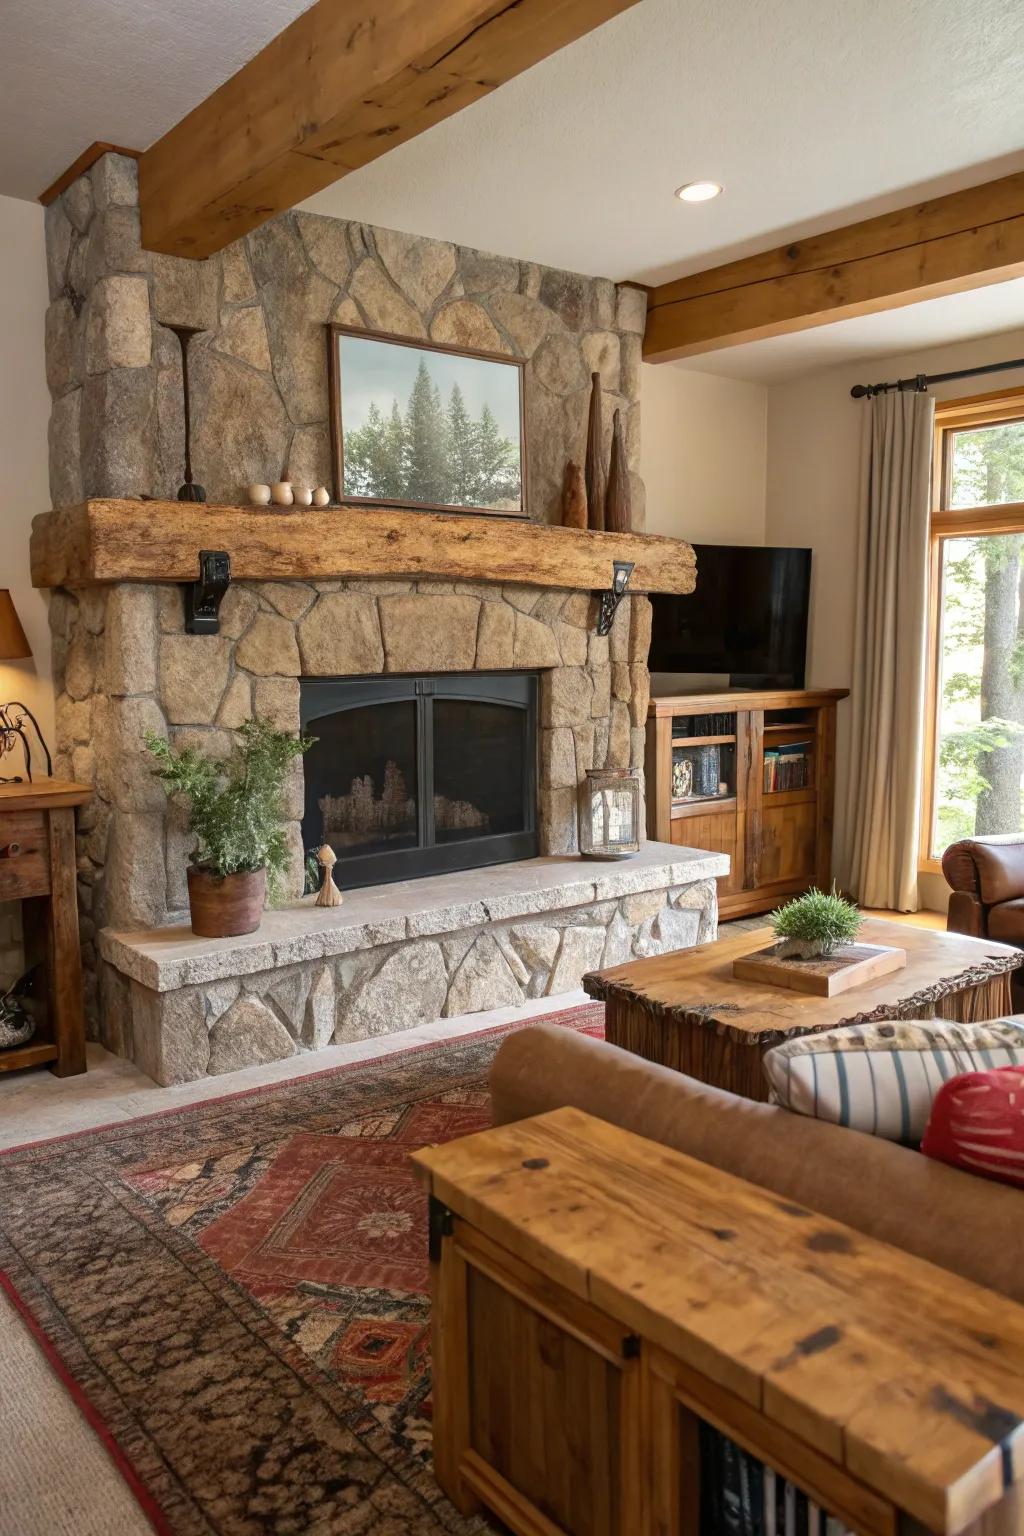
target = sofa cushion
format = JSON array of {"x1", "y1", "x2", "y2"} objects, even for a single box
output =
[
  {"x1": 966, "y1": 836, "x2": 1024, "y2": 906},
  {"x1": 762, "y1": 1018, "x2": 1024, "y2": 1143},
  {"x1": 922, "y1": 1066, "x2": 1024, "y2": 1188},
  {"x1": 490, "y1": 1022, "x2": 1024, "y2": 1302},
  {"x1": 986, "y1": 898, "x2": 1024, "y2": 946}
]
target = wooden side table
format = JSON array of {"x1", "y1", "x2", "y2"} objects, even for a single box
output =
[
  {"x1": 414, "y1": 1107, "x2": 1024, "y2": 1536},
  {"x1": 0, "y1": 779, "x2": 90, "y2": 1077}
]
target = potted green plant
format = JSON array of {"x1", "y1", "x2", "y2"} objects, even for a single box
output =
[
  {"x1": 770, "y1": 884, "x2": 861, "y2": 960},
  {"x1": 145, "y1": 717, "x2": 313, "y2": 938}
]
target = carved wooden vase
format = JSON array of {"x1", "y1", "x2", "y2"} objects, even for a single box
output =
[
  {"x1": 605, "y1": 408, "x2": 632, "y2": 533},
  {"x1": 186, "y1": 865, "x2": 267, "y2": 938}
]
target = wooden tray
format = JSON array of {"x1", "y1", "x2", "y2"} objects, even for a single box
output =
[{"x1": 732, "y1": 941, "x2": 907, "y2": 997}]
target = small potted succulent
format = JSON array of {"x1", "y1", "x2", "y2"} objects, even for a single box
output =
[
  {"x1": 145, "y1": 717, "x2": 313, "y2": 938},
  {"x1": 770, "y1": 884, "x2": 861, "y2": 960}
]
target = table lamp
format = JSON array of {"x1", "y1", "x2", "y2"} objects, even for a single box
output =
[{"x1": 0, "y1": 591, "x2": 52, "y2": 783}]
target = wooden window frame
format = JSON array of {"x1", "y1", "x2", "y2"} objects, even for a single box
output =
[{"x1": 920, "y1": 385, "x2": 1024, "y2": 873}]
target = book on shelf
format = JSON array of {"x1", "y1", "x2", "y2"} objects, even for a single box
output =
[
  {"x1": 763, "y1": 741, "x2": 810, "y2": 793},
  {"x1": 674, "y1": 711, "x2": 735, "y2": 738},
  {"x1": 700, "y1": 1424, "x2": 853, "y2": 1536}
]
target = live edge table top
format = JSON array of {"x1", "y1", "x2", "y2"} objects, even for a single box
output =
[
  {"x1": 583, "y1": 917, "x2": 1024, "y2": 1046},
  {"x1": 412, "y1": 1107, "x2": 1024, "y2": 1536}
]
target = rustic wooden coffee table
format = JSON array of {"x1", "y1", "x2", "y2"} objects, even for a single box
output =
[
  {"x1": 583, "y1": 916, "x2": 1024, "y2": 1100},
  {"x1": 414, "y1": 1106, "x2": 1024, "y2": 1536}
]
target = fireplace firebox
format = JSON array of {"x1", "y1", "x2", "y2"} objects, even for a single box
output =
[{"x1": 300, "y1": 674, "x2": 539, "y2": 888}]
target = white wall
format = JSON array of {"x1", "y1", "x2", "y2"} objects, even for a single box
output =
[
  {"x1": 0, "y1": 194, "x2": 52, "y2": 749},
  {"x1": 641, "y1": 362, "x2": 767, "y2": 543},
  {"x1": 766, "y1": 327, "x2": 1024, "y2": 910}
]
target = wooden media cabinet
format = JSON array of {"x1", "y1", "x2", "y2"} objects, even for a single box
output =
[
  {"x1": 414, "y1": 1107, "x2": 1024, "y2": 1536},
  {"x1": 645, "y1": 688, "x2": 848, "y2": 918}
]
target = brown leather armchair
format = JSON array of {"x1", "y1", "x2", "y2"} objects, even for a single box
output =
[{"x1": 943, "y1": 834, "x2": 1024, "y2": 946}]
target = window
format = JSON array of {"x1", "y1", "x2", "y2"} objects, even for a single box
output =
[{"x1": 923, "y1": 390, "x2": 1024, "y2": 867}]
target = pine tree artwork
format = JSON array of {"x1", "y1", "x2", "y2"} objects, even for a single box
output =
[{"x1": 333, "y1": 330, "x2": 525, "y2": 515}]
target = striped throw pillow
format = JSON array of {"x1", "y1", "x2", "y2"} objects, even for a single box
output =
[
  {"x1": 762, "y1": 1019, "x2": 1024, "y2": 1145},
  {"x1": 922, "y1": 1067, "x2": 1024, "y2": 1188}
]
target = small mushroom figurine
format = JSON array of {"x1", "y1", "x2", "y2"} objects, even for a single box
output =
[{"x1": 315, "y1": 843, "x2": 343, "y2": 908}]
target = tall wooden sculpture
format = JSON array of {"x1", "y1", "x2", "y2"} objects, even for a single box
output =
[
  {"x1": 604, "y1": 408, "x2": 632, "y2": 533},
  {"x1": 584, "y1": 372, "x2": 606, "y2": 531},
  {"x1": 561, "y1": 461, "x2": 587, "y2": 528}
]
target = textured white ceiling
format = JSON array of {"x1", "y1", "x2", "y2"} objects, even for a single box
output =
[
  {"x1": 305, "y1": 0, "x2": 1024, "y2": 286},
  {"x1": 0, "y1": 0, "x2": 313, "y2": 200},
  {"x1": 4, "y1": 0, "x2": 1024, "y2": 380}
]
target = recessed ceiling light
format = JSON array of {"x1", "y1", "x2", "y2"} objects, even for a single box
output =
[{"x1": 675, "y1": 180, "x2": 723, "y2": 203}]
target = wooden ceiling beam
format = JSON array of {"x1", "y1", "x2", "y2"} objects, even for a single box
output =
[
  {"x1": 138, "y1": 0, "x2": 640, "y2": 259},
  {"x1": 643, "y1": 171, "x2": 1024, "y2": 362},
  {"x1": 39, "y1": 142, "x2": 141, "y2": 206}
]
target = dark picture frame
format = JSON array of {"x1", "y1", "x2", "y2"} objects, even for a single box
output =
[{"x1": 328, "y1": 324, "x2": 528, "y2": 519}]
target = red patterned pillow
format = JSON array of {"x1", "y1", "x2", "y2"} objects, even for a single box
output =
[{"x1": 921, "y1": 1066, "x2": 1024, "y2": 1188}]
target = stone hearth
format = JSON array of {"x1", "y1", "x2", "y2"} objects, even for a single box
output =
[{"x1": 99, "y1": 846, "x2": 723, "y2": 1083}]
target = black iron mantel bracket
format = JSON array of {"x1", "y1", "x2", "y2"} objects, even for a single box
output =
[
  {"x1": 595, "y1": 560, "x2": 635, "y2": 636},
  {"x1": 184, "y1": 551, "x2": 231, "y2": 635}
]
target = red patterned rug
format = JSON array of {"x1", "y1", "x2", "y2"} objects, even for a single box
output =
[{"x1": 0, "y1": 1004, "x2": 604, "y2": 1535}]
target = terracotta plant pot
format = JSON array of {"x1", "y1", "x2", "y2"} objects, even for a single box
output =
[{"x1": 186, "y1": 866, "x2": 266, "y2": 938}]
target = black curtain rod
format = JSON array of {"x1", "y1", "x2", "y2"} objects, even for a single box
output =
[{"x1": 850, "y1": 355, "x2": 1024, "y2": 400}]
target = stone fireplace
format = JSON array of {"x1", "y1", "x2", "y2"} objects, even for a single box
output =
[{"x1": 35, "y1": 151, "x2": 721, "y2": 1085}]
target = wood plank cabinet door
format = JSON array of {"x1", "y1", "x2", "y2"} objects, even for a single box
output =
[
  {"x1": 432, "y1": 1219, "x2": 643, "y2": 1535},
  {"x1": 759, "y1": 793, "x2": 817, "y2": 887},
  {"x1": 672, "y1": 811, "x2": 745, "y2": 897}
]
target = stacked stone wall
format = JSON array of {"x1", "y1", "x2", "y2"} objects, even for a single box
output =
[{"x1": 44, "y1": 153, "x2": 646, "y2": 525}]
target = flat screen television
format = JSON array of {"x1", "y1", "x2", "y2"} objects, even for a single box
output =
[{"x1": 648, "y1": 544, "x2": 811, "y2": 688}]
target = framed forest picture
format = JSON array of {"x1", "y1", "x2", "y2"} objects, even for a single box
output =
[{"x1": 328, "y1": 325, "x2": 528, "y2": 518}]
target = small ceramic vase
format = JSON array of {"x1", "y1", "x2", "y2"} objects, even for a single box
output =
[
  {"x1": 271, "y1": 481, "x2": 294, "y2": 507},
  {"x1": 248, "y1": 483, "x2": 272, "y2": 505},
  {"x1": 293, "y1": 486, "x2": 313, "y2": 507},
  {"x1": 312, "y1": 486, "x2": 331, "y2": 507}
]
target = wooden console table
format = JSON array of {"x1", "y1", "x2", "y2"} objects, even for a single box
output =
[
  {"x1": 0, "y1": 779, "x2": 90, "y2": 1076},
  {"x1": 414, "y1": 1107, "x2": 1024, "y2": 1536}
]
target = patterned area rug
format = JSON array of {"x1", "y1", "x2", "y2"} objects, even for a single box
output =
[{"x1": 0, "y1": 1005, "x2": 604, "y2": 1535}]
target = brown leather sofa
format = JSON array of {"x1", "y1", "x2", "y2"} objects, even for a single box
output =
[
  {"x1": 490, "y1": 1023, "x2": 1024, "y2": 1305},
  {"x1": 944, "y1": 834, "x2": 1024, "y2": 1005}
]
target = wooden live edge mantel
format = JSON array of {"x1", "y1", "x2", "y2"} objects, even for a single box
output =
[
  {"x1": 29, "y1": 500, "x2": 697, "y2": 594},
  {"x1": 414, "y1": 1107, "x2": 1024, "y2": 1536}
]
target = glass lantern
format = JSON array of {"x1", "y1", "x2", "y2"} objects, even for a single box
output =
[{"x1": 579, "y1": 767, "x2": 642, "y2": 859}]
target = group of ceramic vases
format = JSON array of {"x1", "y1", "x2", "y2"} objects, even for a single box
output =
[{"x1": 248, "y1": 482, "x2": 331, "y2": 508}]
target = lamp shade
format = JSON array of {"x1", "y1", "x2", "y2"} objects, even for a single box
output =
[{"x1": 0, "y1": 590, "x2": 31, "y2": 660}]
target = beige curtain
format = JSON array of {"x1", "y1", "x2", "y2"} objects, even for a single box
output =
[{"x1": 841, "y1": 388, "x2": 934, "y2": 912}]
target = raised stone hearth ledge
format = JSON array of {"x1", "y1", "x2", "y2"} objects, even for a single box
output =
[
  {"x1": 31, "y1": 499, "x2": 696, "y2": 594},
  {"x1": 97, "y1": 845, "x2": 724, "y2": 1084}
]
